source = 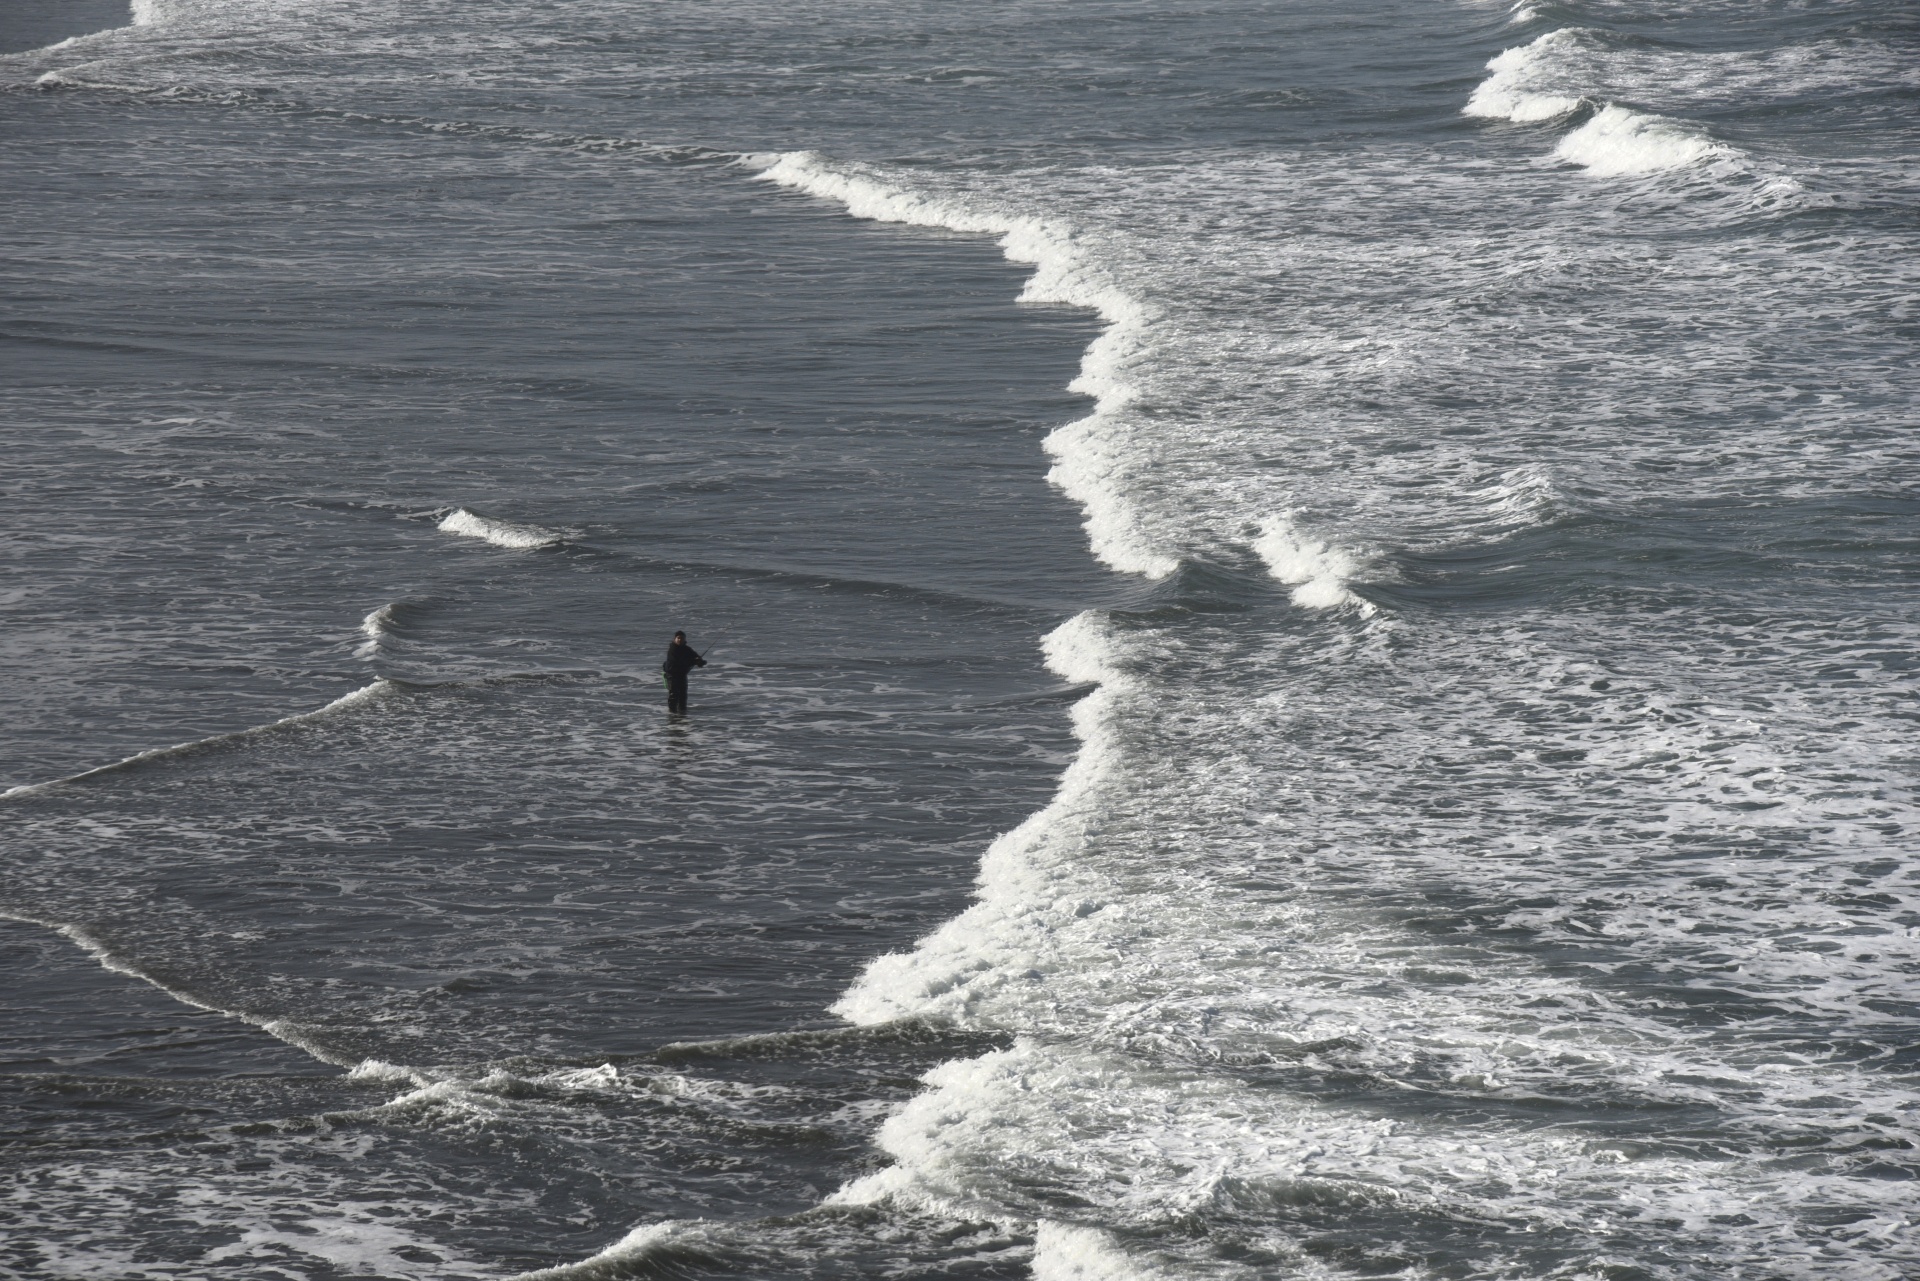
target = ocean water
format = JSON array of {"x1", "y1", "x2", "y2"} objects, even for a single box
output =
[{"x1": 2, "y1": 0, "x2": 1916, "y2": 1278}]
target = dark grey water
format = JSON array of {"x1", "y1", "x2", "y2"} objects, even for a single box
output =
[
  {"x1": 0, "y1": 1, "x2": 128, "y2": 55},
  {"x1": 3, "y1": 0, "x2": 1917, "y2": 1278}
]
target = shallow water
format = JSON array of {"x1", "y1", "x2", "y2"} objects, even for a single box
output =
[{"x1": 3, "y1": 0, "x2": 1916, "y2": 1277}]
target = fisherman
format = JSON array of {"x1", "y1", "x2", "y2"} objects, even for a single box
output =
[{"x1": 661, "y1": 631, "x2": 706, "y2": 715}]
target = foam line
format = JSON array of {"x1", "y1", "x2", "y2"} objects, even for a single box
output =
[
  {"x1": 0, "y1": 910, "x2": 357, "y2": 1067},
  {"x1": 750, "y1": 152, "x2": 1177, "y2": 579},
  {"x1": 128, "y1": 0, "x2": 265, "y2": 25},
  {"x1": 345, "y1": 1059, "x2": 433, "y2": 1088},
  {"x1": 653, "y1": 1019, "x2": 965, "y2": 1061},
  {"x1": 34, "y1": 71, "x2": 147, "y2": 92},
  {"x1": 795, "y1": 615, "x2": 1140, "y2": 1243},
  {"x1": 1, "y1": 680, "x2": 392, "y2": 799},
  {"x1": 12, "y1": 12, "x2": 140, "y2": 55},
  {"x1": 830, "y1": 612, "x2": 1124, "y2": 1027}
]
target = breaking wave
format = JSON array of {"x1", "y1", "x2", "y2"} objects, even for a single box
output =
[
  {"x1": 1462, "y1": 29, "x2": 1589, "y2": 123},
  {"x1": 1465, "y1": 27, "x2": 1741, "y2": 177},
  {"x1": 436, "y1": 508, "x2": 565, "y2": 550},
  {"x1": 751, "y1": 151, "x2": 1176, "y2": 580},
  {"x1": 354, "y1": 602, "x2": 397, "y2": 658},
  {"x1": 829, "y1": 611, "x2": 1123, "y2": 1028},
  {"x1": 1553, "y1": 103, "x2": 1734, "y2": 176},
  {"x1": 1253, "y1": 515, "x2": 1371, "y2": 613},
  {"x1": 504, "y1": 1224, "x2": 683, "y2": 1281}
]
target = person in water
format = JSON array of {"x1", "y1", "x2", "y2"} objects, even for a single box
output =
[{"x1": 661, "y1": 631, "x2": 706, "y2": 715}]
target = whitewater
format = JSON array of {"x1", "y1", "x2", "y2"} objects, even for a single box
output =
[{"x1": 3, "y1": 0, "x2": 1917, "y2": 1278}]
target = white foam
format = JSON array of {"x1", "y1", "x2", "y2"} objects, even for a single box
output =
[
  {"x1": 1, "y1": 680, "x2": 391, "y2": 799},
  {"x1": 33, "y1": 71, "x2": 144, "y2": 92},
  {"x1": 1031, "y1": 1222, "x2": 1160, "y2": 1281},
  {"x1": 346, "y1": 1058, "x2": 430, "y2": 1087},
  {"x1": 1253, "y1": 515, "x2": 1370, "y2": 613},
  {"x1": 1038, "y1": 609, "x2": 1123, "y2": 688},
  {"x1": 39, "y1": 919, "x2": 199, "y2": 994},
  {"x1": 1474, "y1": 29, "x2": 1920, "y2": 125},
  {"x1": 1554, "y1": 104, "x2": 1733, "y2": 176},
  {"x1": 543, "y1": 1062, "x2": 624, "y2": 1091},
  {"x1": 751, "y1": 152, "x2": 1177, "y2": 579},
  {"x1": 813, "y1": 542, "x2": 1920, "y2": 1271},
  {"x1": 435, "y1": 507, "x2": 564, "y2": 550},
  {"x1": 21, "y1": 17, "x2": 133, "y2": 54}
]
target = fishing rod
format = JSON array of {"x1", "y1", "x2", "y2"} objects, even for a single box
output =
[{"x1": 687, "y1": 626, "x2": 730, "y2": 663}]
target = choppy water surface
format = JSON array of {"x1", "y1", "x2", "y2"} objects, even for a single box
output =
[{"x1": 3, "y1": 0, "x2": 1916, "y2": 1278}]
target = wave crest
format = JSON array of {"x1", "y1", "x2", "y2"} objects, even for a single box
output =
[{"x1": 1465, "y1": 28, "x2": 1744, "y2": 178}]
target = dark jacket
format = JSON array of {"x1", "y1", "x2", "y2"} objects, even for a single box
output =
[{"x1": 662, "y1": 641, "x2": 706, "y2": 679}]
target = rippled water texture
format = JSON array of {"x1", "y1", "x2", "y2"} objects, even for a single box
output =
[{"x1": 3, "y1": 0, "x2": 1916, "y2": 1277}]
